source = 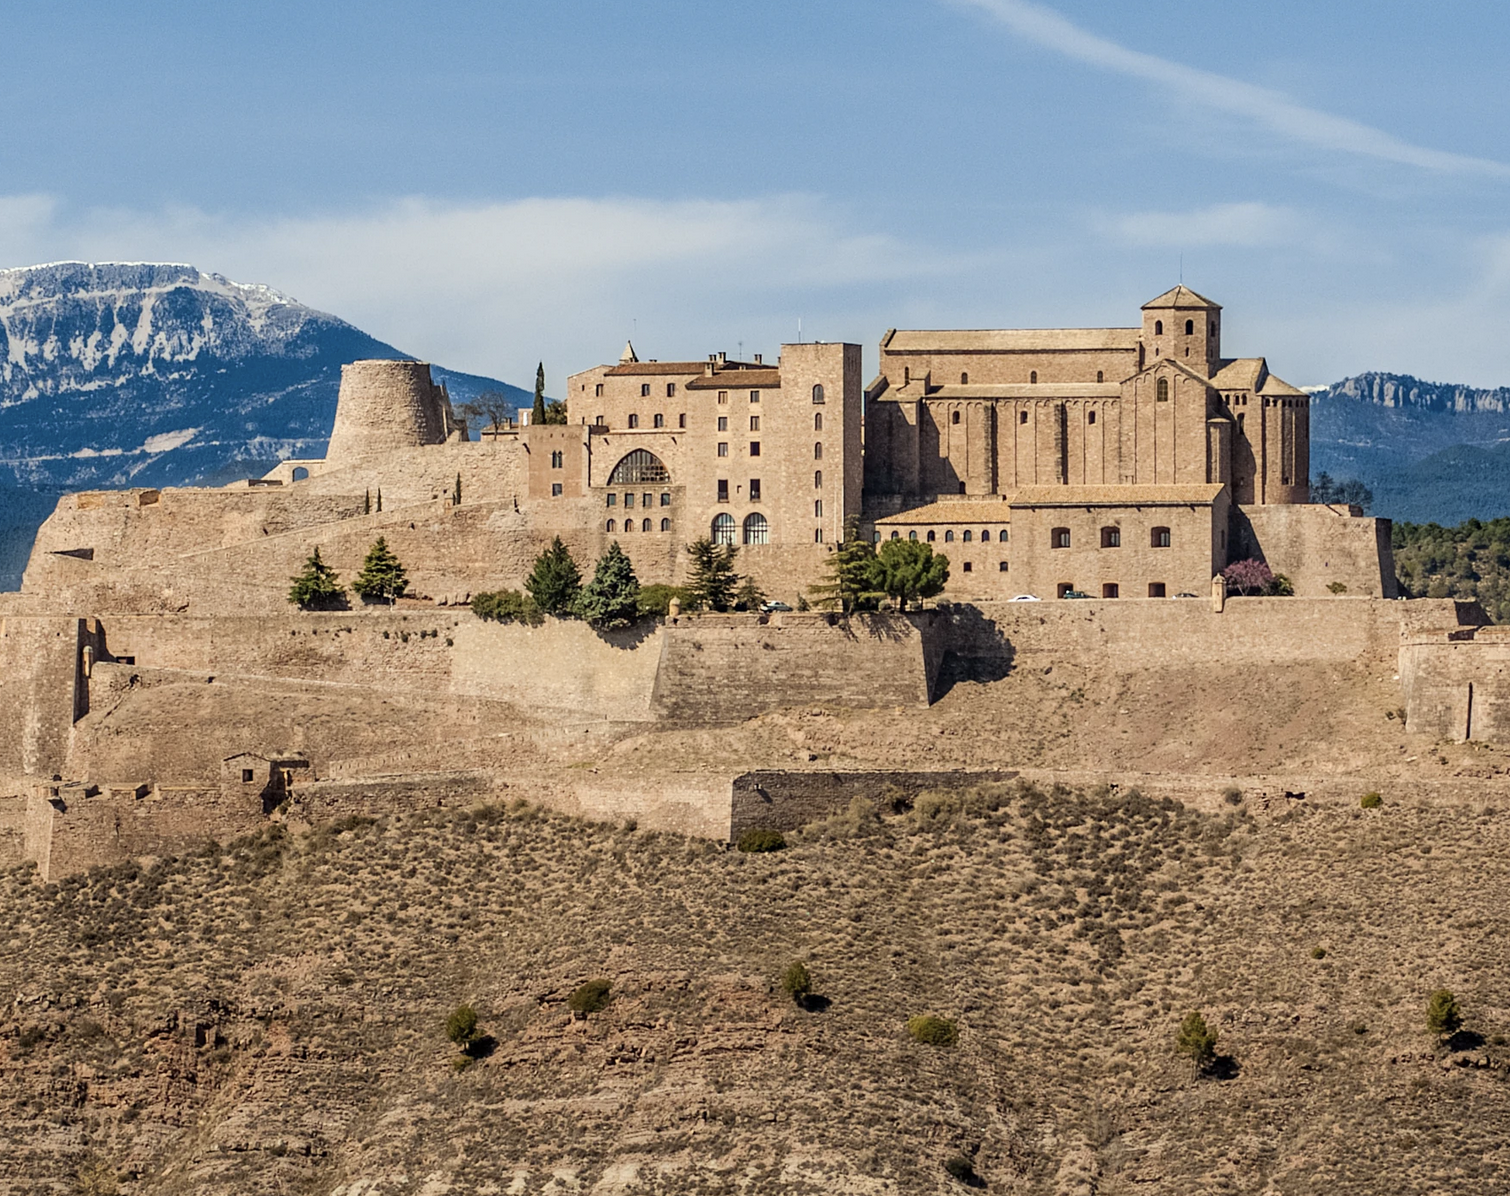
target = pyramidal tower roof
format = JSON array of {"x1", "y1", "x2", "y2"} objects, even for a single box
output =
[
  {"x1": 619, "y1": 340, "x2": 639, "y2": 365},
  {"x1": 1142, "y1": 285, "x2": 1220, "y2": 310}
]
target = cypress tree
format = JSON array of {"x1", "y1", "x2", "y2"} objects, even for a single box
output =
[
  {"x1": 453, "y1": 472, "x2": 462, "y2": 505},
  {"x1": 287, "y1": 547, "x2": 346, "y2": 609},
  {"x1": 352, "y1": 536, "x2": 408, "y2": 604},
  {"x1": 531, "y1": 362, "x2": 546, "y2": 425},
  {"x1": 364, "y1": 488, "x2": 371, "y2": 515},
  {"x1": 576, "y1": 542, "x2": 641, "y2": 629},
  {"x1": 376, "y1": 487, "x2": 383, "y2": 513},
  {"x1": 684, "y1": 536, "x2": 740, "y2": 612},
  {"x1": 526, "y1": 536, "x2": 583, "y2": 616}
]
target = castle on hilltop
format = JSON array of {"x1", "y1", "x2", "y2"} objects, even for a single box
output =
[{"x1": 10, "y1": 284, "x2": 1494, "y2": 883}]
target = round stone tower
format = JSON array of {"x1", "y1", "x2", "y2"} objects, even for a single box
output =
[{"x1": 326, "y1": 360, "x2": 453, "y2": 462}]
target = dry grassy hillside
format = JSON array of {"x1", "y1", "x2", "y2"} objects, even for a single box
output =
[{"x1": 2, "y1": 783, "x2": 1507, "y2": 1195}]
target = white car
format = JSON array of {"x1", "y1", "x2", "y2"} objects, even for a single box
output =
[{"x1": 1008, "y1": 593, "x2": 1041, "y2": 602}]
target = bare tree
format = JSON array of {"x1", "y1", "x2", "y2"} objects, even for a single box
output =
[{"x1": 462, "y1": 390, "x2": 513, "y2": 438}]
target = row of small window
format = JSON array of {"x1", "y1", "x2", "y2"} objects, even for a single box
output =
[
  {"x1": 1051, "y1": 527, "x2": 1172, "y2": 549},
  {"x1": 1152, "y1": 319, "x2": 1214, "y2": 336},
  {"x1": 618, "y1": 413, "x2": 686, "y2": 429},
  {"x1": 596, "y1": 383, "x2": 827, "y2": 403},
  {"x1": 879, "y1": 528, "x2": 1006, "y2": 543},
  {"x1": 607, "y1": 518, "x2": 672, "y2": 533},
  {"x1": 1057, "y1": 582, "x2": 1172, "y2": 598},
  {"x1": 606, "y1": 492, "x2": 672, "y2": 509}
]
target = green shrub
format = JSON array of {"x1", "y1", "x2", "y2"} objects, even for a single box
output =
[
  {"x1": 1221, "y1": 786, "x2": 1243, "y2": 806},
  {"x1": 1426, "y1": 988, "x2": 1462, "y2": 1037},
  {"x1": 1361, "y1": 791, "x2": 1383, "y2": 809},
  {"x1": 1311, "y1": 946, "x2": 1327, "y2": 959},
  {"x1": 568, "y1": 978, "x2": 612, "y2": 1015},
  {"x1": 1175, "y1": 1011, "x2": 1218, "y2": 1071},
  {"x1": 781, "y1": 960, "x2": 812, "y2": 1004},
  {"x1": 907, "y1": 1014, "x2": 958, "y2": 1047},
  {"x1": 471, "y1": 589, "x2": 543, "y2": 625},
  {"x1": 445, "y1": 1004, "x2": 479, "y2": 1048},
  {"x1": 637, "y1": 583, "x2": 690, "y2": 617},
  {"x1": 737, "y1": 828, "x2": 787, "y2": 853}
]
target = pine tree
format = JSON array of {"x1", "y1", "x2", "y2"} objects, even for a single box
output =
[
  {"x1": 526, "y1": 536, "x2": 583, "y2": 616},
  {"x1": 808, "y1": 516, "x2": 884, "y2": 613},
  {"x1": 287, "y1": 547, "x2": 346, "y2": 609},
  {"x1": 684, "y1": 536, "x2": 740, "y2": 612},
  {"x1": 352, "y1": 536, "x2": 408, "y2": 604},
  {"x1": 1175, "y1": 1011, "x2": 1219, "y2": 1076},
  {"x1": 1426, "y1": 989, "x2": 1462, "y2": 1038},
  {"x1": 576, "y1": 542, "x2": 641, "y2": 629},
  {"x1": 531, "y1": 362, "x2": 546, "y2": 425},
  {"x1": 874, "y1": 539, "x2": 949, "y2": 611},
  {"x1": 733, "y1": 577, "x2": 766, "y2": 612}
]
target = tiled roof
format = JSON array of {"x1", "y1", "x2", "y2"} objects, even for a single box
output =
[
  {"x1": 604, "y1": 362, "x2": 707, "y2": 376},
  {"x1": 920, "y1": 383, "x2": 1124, "y2": 400},
  {"x1": 882, "y1": 328, "x2": 1141, "y2": 353},
  {"x1": 1208, "y1": 358, "x2": 1267, "y2": 391},
  {"x1": 874, "y1": 497, "x2": 1015, "y2": 525},
  {"x1": 1258, "y1": 373, "x2": 1309, "y2": 398},
  {"x1": 686, "y1": 368, "x2": 782, "y2": 390},
  {"x1": 1010, "y1": 484, "x2": 1225, "y2": 507},
  {"x1": 1142, "y1": 285, "x2": 1220, "y2": 310}
]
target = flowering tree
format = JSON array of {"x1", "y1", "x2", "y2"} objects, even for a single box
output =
[{"x1": 1222, "y1": 558, "x2": 1274, "y2": 596}]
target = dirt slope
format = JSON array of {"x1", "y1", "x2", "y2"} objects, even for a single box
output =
[{"x1": 2, "y1": 783, "x2": 1507, "y2": 1194}]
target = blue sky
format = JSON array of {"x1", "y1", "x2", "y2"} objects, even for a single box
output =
[{"x1": 4, "y1": 0, "x2": 1509, "y2": 388}]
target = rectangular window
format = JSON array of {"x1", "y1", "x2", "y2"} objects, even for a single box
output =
[
  {"x1": 660, "y1": 492, "x2": 671, "y2": 506},
  {"x1": 750, "y1": 442, "x2": 760, "y2": 456},
  {"x1": 666, "y1": 382, "x2": 676, "y2": 397},
  {"x1": 241, "y1": 769, "x2": 255, "y2": 783},
  {"x1": 595, "y1": 415, "x2": 605, "y2": 427},
  {"x1": 628, "y1": 413, "x2": 639, "y2": 428},
  {"x1": 594, "y1": 383, "x2": 603, "y2": 397},
  {"x1": 718, "y1": 442, "x2": 729, "y2": 457},
  {"x1": 653, "y1": 413, "x2": 664, "y2": 428},
  {"x1": 718, "y1": 390, "x2": 728, "y2": 403},
  {"x1": 551, "y1": 483, "x2": 563, "y2": 497},
  {"x1": 814, "y1": 529, "x2": 823, "y2": 543},
  {"x1": 1019, "y1": 410, "x2": 1028, "y2": 424},
  {"x1": 606, "y1": 493, "x2": 617, "y2": 506},
  {"x1": 750, "y1": 415, "x2": 760, "y2": 431},
  {"x1": 963, "y1": 561, "x2": 972, "y2": 573},
  {"x1": 750, "y1": 390, "x2": 760, "y2": 402},
  {"x1": 717, "y1": 416, "x2": 728, "y2": 431},
  {"x1": 641, "y1": 384, "x2": 650, "y2": 397},
  {"x1": 642, "y1": 493, "x2": 652, "y2": 509},
  {"x1": 998, "y1": 561, "x2": 1009, "y2": 572},
  {"x1": 678, "y1": 413, "x2": 686, "y2": 428},
  {"x1": 717, "y1": 479, "x2": 729, "y2": 502},
  {"x1": 750, "y1": 479, "x2": 762, "y2": 502},
  {"x1": 624, "y1": 492, "x2": 635, "y2": 509},
  {"x1": 1148, "y1": 582, "x2": 1167, "y2": 598},
  {"x1": 1102, "y1": 583, "x2": 1119, "y2": 598}
]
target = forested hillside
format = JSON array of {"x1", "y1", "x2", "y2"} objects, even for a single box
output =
[{"x1": 1394, "y1": 518, "x2": 1510, "y2": 621}]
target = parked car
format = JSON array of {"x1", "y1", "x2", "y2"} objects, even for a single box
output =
[
  {"x1": 1061, "y1": 590, "x2": 1091, "y2": 599},
  {"x1": 760, "y1": 600, "x2": 794, "y2": 612},
  {"x1": 1008, "y1": 594, "x2": 1041, "y2": 602},
  {"x1": 1175, "y1": 591, "x2": 1198, "y2": 598}
]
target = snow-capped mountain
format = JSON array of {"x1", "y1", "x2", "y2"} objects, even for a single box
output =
[{"x1": 0, "y1": 261, "x2": 522, "y2": 490}]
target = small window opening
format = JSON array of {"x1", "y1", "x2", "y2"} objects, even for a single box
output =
[
  {"x1": 718, "y1": 442, "x2": 728, "y2": 457},
  {"x1": 749, "y1": 479, "x2": 762, "y2": 502},
  {"x1": 1102, "y1": 583, "x2": 1119, "y2": 598},
  {"x1": 960, "y1": 372, "x2": 969, "y2": 384},
  {"x1": 1101, "y1": 526, "x2": 1120, "y2": 548},
  {"x1": 1051, "y1": 527, "x2": 1070, "y2": 549},
  {"x1": 666, "y1": 382, "x2": 676, "y2": 397},
  {"x1": 1096, "y1": 370, "x2": 1104, "y2": 383},
  {"x1": 606, "y1": 519, "x2": 617, "y2": 532},
  {"x1": 908, "y1": 530, "x2": 917, "y2": 541},
  {"x1": 550, "y1": 450, "x2": 563, "y2": 468},
  {"x1": 1019, "y1": 410, "x2": 1028, "y2": 424},
  {"x1": 750, "y1": 415, "x2": 760, "y2": 431},
  {"x1": 717, "y1": 479, "x2": 729, "y2": 503},
  {"x1": 241, "y1": 769, "x2": 255, "y2": 783},
  {"x1": 1148, "y1": 582, "x2": 1167, "y2": 598},
  {"x1": 640, "y1": 383, "x2": 650, "y2": 397},
  {"x1": 962, "y1": 530, "x2": 972, "y2": 542},
  {"x1": 594, "y1": 383, "x2": 604, "y2": 397},
  {"x1": 1154, "y1": 320, "x2": 1163, "y2": 335},
  {"x1": 750, "y1": 390, "x2": 760, "y2": 403},
  {"x1": 749, "y1": 441, "x2": 760, "y2": 456},
  {"x1": 999, "y1": 561, "x2": 1009, "y2": 572},
  {"x1": 814, "y1": 412, "x2": 823, "y2": 431},
  {"x1": 1185, "y1": 319, "x2": 1194, "y2": 335},
  {"x1": 653, "y1": 413, "x2": 664, "y2": 428},
  {"x1": 951, "y1": 410, "x2": 960, "y2": 425},
  {"x1": 1088, "y1": 410, "x2": 1096, "y2": 425},
  {"x1": 814, "y1": 470, "x2": 822, "y2": 488},
  {"x1": 814, "y1": 499, "x2": 823, "y2": 517},
  {"x1": 812, "y1": 384, "x2": 825, "y2": 404},
  {"x1": 926, "y1": 530, "x2": 936, "y2": 542},
  {"x1": 1056, "y1": 582, "x2": 1075, "y2": 599},
  {"x1": 628, "y1": 413, "x2": 639, "y2": 428},
  {"x1": 1030, "y1": 370, "x2": 1038, "y2": 384},
  {"x1": 678, "y1": 413, "x2": 686, "y2": 428},
  {"x1": 814, "y1": 442, "x2": 823, "y2": 459},
  {"x1": 963, "y1": 561, "x2": 972, "y2": 572},
  {"x1": 660, "y1": 492, "x2": 671, "y2": 506},
  {"x1": 1151, "y1": 526, "x2": 1171, "y2": 548},
  {"x1": 551, "y1": 482, "x2": 563, "y2": 497},
  {"x1": 660, "y1": 517, "x2": 670, "y2": 531}
]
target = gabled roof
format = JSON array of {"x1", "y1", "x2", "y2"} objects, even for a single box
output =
[
  {"x1": 604, "y1": 361, "x2": 707, "y2": 377},
  {"x1": 1142, "y1": 356, "x2": 1218, "y2": 388},
  {"x1": 882, "y1": 328, "x2": 1140, "y2": 353},
  {"x1": 686, "y1": 368, "x2": 781, "y2": 390},
  {"x1": 1209, "y1": 357, "x2": 1268, "y2": 391},
  {"x1": 874, "y1": 498, "x2": 1015, "y2": 525},
  {"x1": 1142, "y1": 285, "x2": 1220, "y2": 310},
  {"x1": 1257, "y1": 373, "x2": 1309, "y2": 399}
]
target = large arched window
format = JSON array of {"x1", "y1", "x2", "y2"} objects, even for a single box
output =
[
  {"x1": 743, "y1": 512, "x2": 769, "y2": 545},
  {"x1": 608, "y1": 449, "x2": 670, "y2": 485},
  {"x1": 812, "y1": 384, "x2": 825, "y2": 404},
  {"x1": 712, "y1": 513, "x2": 736, "y2": 545},
  {"x1": 1156, "y1": 378, "x2": 1169, "y2": 402}
]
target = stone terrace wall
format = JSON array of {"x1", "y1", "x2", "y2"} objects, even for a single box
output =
[
  {"x1": 0, "y1": 617, "x2": 85, "y2": 778},
  {"x1": 1240, "y1": 504, "x2": 1398, "y2": 598},
  {"x1": 1401, "y1": 625, "x2": 1510, "y2": 743},
  {"x1": 651, "y1": 612, "x2": 932, "y2": 723},
  {"x1": 730, "y1": 769, "x2": 1020, "y2": 838}
]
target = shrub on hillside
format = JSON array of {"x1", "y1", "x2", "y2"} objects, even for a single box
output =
[
  {"x1": 471, "y1": 589, "x2": 543, "y2": 626},
  {"x1": 445, "y1": 1004, "x2": 479, "y2": 1050},
  {"x1": 781, "y1": 960, "x2": 812, "y2": 1005},
  {"x1": 1426, "y1": 988, "x2": 1462, "y2": 1038},
  {"x1": 1175, "y1": 1011, "x2": 1219, "y2": 1073},
  {"x1": 907, "y1": 1014, "x2": 958, "y2": 1047},
  {"x1": 737, "y1": 828, "x2": 787, "y2": 853},
  {"x1": 568, "y1": 978, "x2": 613, "y2": 1015},
  {"x1": 1360, "y1": 791, "x2": 1383, "y2": 809},
  {"x1": 944, "y1": 1155, "x2": 984, "y2": 1187}
]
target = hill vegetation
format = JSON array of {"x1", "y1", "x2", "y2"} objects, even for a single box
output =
[
  {"x1": 1, "y1": 784, "x2": 1506, "y2": 1193},
  {"x1": 1394, "y1": 517, "x2": 1510, "y2": 622}
]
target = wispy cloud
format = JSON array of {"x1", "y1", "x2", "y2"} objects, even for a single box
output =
[
  {"x1": 0, "y1": 194, "x2": 943, "y2": 380},
  {"x1": 1097, "y1": 202, "x2": 1308, "y2": 248},
  {"x1": 951, "y1": 0, "x2": 1510, "y2": 178}
]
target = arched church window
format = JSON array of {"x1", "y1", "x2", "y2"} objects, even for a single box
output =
[
  {"x1": 1155, "y1": 320, "x2": 1163, "y2": 335},
  {"x1": 608, "y1": 449, "x2": 670, "y2": 485},
  {"x1": 1156, "y1": 378, "x2": 1169, "y2": 402},
  {"x1": 1185, "y1": 319, "x2": 1194, "y2": 335}
]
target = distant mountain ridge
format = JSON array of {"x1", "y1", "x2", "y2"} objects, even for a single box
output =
[
  {"x1": 0, "y1": 261, "x2": 525, "y2": 490},
  {"x1": 1316, "y1": 371, "x2": 1510, "y2": 415}
]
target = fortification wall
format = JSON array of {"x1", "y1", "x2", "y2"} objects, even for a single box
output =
[
  {"x1": 730, "y1": 769, "x2": 1020, "y2": 837},
  {"x1": 1239, "y1": 504, "x2": 1397, "y2": 598},
  {"x1": 0, "y1": 617, "x2": 84, "y2": 778},
  {"x1": 651, "y1": 611, "x2": 932, "y2": 722},
  {"x1": 1401, "y1": 625, "x2": 1510, "y2": 743}
]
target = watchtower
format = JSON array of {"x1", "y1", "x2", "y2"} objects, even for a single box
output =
[{"x1": 1141, "y1": 286, "x2": 1222, "y2": 374}]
